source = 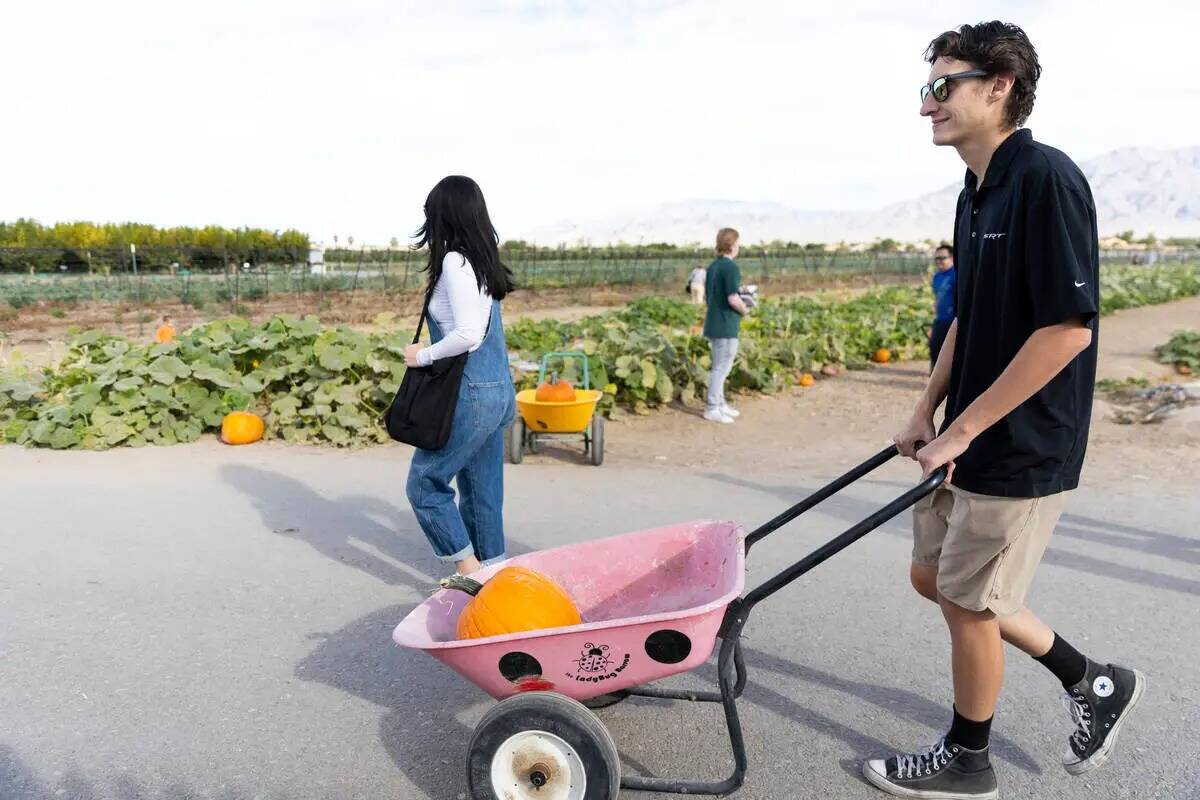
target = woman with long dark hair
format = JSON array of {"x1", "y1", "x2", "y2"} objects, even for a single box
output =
[{"x1": 404, "y1": 176, "x2": 516, "y2": 576}]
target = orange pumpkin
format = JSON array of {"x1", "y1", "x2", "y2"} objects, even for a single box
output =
[
  {"x1": 872, "y1": 348, "x2": 892, "y2": 364},
  {"x1": 798, "y1": 373, "x2": 815, "y2": 387},
  {"x1": 442, "y1": 565, "x2": 582, "y2": 639},
  {"x1": 221, "y1": 411, "x2": 265, "y2": 445},
  {"x1": 535, "y1": 372, "x2": 577, "y2": 403},
  {"x1": 155, "y1": 324, "x2": 176, "y2": 344}
]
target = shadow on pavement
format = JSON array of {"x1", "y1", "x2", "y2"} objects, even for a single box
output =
[
  {"x1": 707, "y1": 472, "x2": 1199, "y2": 596},
  {"x1": 0, "y1": 745, "x2": 268, "y2": 800}
]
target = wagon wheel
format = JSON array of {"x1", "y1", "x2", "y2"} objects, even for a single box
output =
[
  {"x1": 581, "y1": 689, "x2": 629, "y2": 710},
  {"x1": 506, "y1": 418, "x2": 524, "y2": 464},
  {"x1": 467, "y1": 692, "x2": 620, "y2": 800},
  {"x1": 527, "y1": 432, "x2": 541, "y2": 455},
  {"x1": 588, "y1": 416, "x2": 604, "y2": 466}
]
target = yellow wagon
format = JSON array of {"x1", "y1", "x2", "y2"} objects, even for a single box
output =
[{"x1": 507, "y1": 352, "x2": 604, "y2": 466}]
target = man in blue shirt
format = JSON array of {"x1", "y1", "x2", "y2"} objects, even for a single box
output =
[{"x1": 930, "y1": 243, "x2": 957, "y2": 371}]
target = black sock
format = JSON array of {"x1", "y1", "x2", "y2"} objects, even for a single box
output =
[
  {"x1": 1034, "y1": 632, "x2": 1088, "y2": 688},
  {"x1": 947, "y1": 707, "x2": 992, "y2": 751}
]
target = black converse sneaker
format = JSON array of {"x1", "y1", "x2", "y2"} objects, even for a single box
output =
[
  {"x1": 863, "y1": 737, "x2": 998, "y2": 799},
  {"x1": 1062, "y1": 660, "x2": 1146, "y2": 775}
]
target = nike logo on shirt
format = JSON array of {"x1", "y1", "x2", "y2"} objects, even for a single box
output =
[{"x1": 1075, "y1": 281, "x2": 1087, "y2": 287}]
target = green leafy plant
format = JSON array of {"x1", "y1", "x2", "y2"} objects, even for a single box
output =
[
  {"x1": 1100, "y1": 263, "x2": 1200, "y2": 313},
  {"x1": 1155, "y1": 330, "x2": 1200, "y2": 374},
  {"x1": 506, "y1": 286, "x2": 934, "y2": 414},
  {"x1": 0, "y1": 315, "x2": 410, "y2": 449},
  {"x1": 1095, "y1": 377, "x2": 1150, "y2": 394}
]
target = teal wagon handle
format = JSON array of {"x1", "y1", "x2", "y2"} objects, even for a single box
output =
[{"x1": 537, "y1": 351, "x2": 591, "y2": 390}]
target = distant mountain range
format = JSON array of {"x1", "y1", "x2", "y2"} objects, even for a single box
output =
[{"x1": 523, "y1": 145, "x2": 1200, "y2": 245}]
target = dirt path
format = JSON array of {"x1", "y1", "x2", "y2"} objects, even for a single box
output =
[{"x1": 1094, "y1": 295, "x2": 1199, "y2": 381}]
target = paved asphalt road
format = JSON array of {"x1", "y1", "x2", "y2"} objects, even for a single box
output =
[{"x1": 2, "y1": 441, "x2": 1196, "y2": 800}]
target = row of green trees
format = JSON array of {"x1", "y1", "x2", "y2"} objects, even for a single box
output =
[
  {"x1": 1110, "y1": 231, "x2": 1200, "y2": 248},
  {"x1": 0, "y1": 219, "x2": 309, "y2": 251}
]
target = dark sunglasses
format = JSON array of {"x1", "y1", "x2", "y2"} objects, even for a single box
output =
[
  {"x1": 921, "y1": 69, "x2": 989, "y2": 103},
  {"x1": 934, "y1": 255, "x2": 951, "y2": 262}
]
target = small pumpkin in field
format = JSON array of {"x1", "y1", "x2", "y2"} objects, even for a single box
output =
[
  {"x1": 872, "y1": 348, "x2": 892, "y2": 364},
  {"x1": 221, "y1": 411, "x2": 265, "y2": 445},
  {"x1": 1177, "y1": 363, "x2": 1193, "y2": 375},
  {"x1": 798, "y1": 373, "x2": 815, "y2": 387},
  {"x1": 155, "y1": 324, "x2": 176, "y2": 344},
  {"x1": 442, "y1": 565, "x2": 582, "y2": 640},
  {"x1": 535, "y1": 372, "x2": 577, "y2": 403}
]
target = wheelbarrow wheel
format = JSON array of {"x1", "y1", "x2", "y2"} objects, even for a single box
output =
[
  {"x1": 467, "y1": 692, "x2": 620, "y2": 800},
  {"x1": 506, "y1": 418, "x2": 524, "y2": 464},
  {"x1": 588, "y1": 416, "x2": 604, "y2": 466}
]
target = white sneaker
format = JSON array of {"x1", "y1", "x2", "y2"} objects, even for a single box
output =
[
  {"x1": 703, "y1": 409, "x2": 734, "y2": 424},
  {"x1": 721, "y1": 405, "x2": 740, "y2": 418}
]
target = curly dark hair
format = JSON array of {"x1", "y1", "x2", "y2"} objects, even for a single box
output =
[{"x1": 925, "y1": 21, "x2": 1042, "y2": 129}]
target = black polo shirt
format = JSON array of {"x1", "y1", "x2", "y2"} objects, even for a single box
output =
[{"x1": 941, "y1": 128, "x2": 1100, "y2": 498}]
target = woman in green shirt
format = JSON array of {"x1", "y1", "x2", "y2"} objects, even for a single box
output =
[{"x1": 703, "y1": 228, "x2": 751, "y2": 423}]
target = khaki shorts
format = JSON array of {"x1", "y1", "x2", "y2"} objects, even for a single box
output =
[{"x1": 912, "y1": 484, "x2": 1065, "y2": 616}]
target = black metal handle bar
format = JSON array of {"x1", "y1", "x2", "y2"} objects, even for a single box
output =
[
  {"x1": 743, "y1": 444, "x2": 901, "y2": 551},
  {"x1": 719, "y1": 445, "x2": 947, "y2": 637}
]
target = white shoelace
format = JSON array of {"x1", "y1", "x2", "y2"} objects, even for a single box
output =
[
  {"x1": 896, "y1": 739, "x2": 952, "y2": 779},
  {"x1": 1063, "y1": 692, "x2": 1093, "y2": 751}
]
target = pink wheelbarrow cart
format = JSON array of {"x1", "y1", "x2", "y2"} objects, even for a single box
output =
[{"x1": 393, "y1": 446, "x2": 946, "y2": 799}]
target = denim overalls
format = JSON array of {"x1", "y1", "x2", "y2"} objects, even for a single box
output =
[{"x1": 405, "y1": 299, "x2": 515, "y2": 565}]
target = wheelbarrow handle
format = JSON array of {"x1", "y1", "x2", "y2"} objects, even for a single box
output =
[
  {"x1": 719, "y1": 446, "x2": 947, "y2": 637},
  {"x1": 537, "y1": 351, "x2": 591, "y2": 390},
  {"x1": 744, "y1": 443, "x2": 903, "y2": 550}
]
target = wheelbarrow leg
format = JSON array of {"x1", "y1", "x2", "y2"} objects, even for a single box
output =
[{"x1": 619, "y1": 635, "x2": 748, "y2": 795}]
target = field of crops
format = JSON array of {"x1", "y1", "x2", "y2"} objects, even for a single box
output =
[
  {"x1": 0, "y1": 288, "x2": 929, "y2": 450},
  {"x1": 3, "y1": 261, "x2": 1197, "y2": 451}
]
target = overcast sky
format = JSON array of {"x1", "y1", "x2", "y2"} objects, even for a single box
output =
[{"x1": 3, "y1": 0, "x2": 1196, "y2": 244}]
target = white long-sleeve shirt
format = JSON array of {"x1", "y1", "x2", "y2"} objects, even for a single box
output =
[{"x1": 416, "y1": 252, "x2": 492, "y2": 366}]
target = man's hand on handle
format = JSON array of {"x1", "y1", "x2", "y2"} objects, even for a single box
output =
[
  {"x1": 893, "y1": 412, "x2": 936, "y2": 459},
  {"x1": 893, "y1": 412, "x2": 969, "y2": 484},
  {"x1": 914, "y1": 428, "x2": 972, "y2": 484}
]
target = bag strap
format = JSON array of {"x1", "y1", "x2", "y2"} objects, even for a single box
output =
[
  {"x1": 412, "y1": 284, "x2": 434, "y2": 345},
  {"x1": 411, "y1": 276, "x2": 495, "y2": 347}
]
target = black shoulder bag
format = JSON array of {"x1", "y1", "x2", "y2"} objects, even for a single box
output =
[{"x1": 384, "y1": 289, "x2": 468, "y2": 450}]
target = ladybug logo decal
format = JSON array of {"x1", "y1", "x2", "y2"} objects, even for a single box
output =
[{"x1": 574, "y1": 643, "x2": 612, "y2": 673}]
